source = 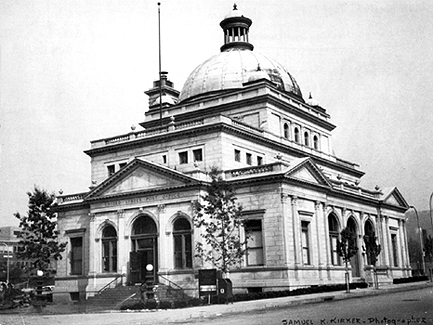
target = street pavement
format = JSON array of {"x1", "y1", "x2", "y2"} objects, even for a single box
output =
[{"x1": 0, "y1": 281, "x2": 431, "y2": 325}]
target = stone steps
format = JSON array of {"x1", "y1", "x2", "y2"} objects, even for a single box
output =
[{"x1": 87, "y1": 283, "x2": 187, "y2": 308}]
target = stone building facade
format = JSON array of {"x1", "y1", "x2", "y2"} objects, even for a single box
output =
[{"x1": 55, "y1": 6, "x2": 410, "y2": 300}]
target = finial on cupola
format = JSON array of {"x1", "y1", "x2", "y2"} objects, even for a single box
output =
[{"x1": 233, "y1": 3, "x2": 238, "y2": 10}]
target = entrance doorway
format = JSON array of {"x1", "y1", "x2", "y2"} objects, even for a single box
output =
[
  {"x1": 130, "y1": 216, "x2": 158, "y2": 285},
  {"x1": 347, "y1": 217, "x2": 360, "y2": 277}
]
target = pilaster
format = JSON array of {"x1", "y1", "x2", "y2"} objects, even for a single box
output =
[
  {"x1": 290, "y1": 196, "x2": 300, "y2": 280},
  {"x1": 315, "y1": 201, "x2": 324, "y2": 280},
  {"x1": 88, "y1": 213, "x2": 97, "y2": 288},
  {"x1": 117, "y1": 209, "x2": 126, "y2": 277},
  {"x1": 280, "y1": 192, "x2": 290, "y2": 266}
]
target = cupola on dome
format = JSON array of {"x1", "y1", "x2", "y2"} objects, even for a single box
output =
[{"x1": 179, "y1": 5, "x2": 303, "y2": 103}]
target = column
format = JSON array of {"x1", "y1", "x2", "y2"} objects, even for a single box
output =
[
  {"x1": 315, "y1": 201, "x2": 324, "y2": 280},
  {"x1": 384, "y1": 216, "x2": 392, "y2": 270},
  {"x1": 323, "y1": 204, "x2": 332, "y2": 280},
  {"x1": 399, "y1": 219, "x2": 408, "y2": 275},
  {"x1": 402, "y1": 219, "x2": 411, "y2": 273},
  {"x1": 375, "y1": 215, "x2": 383, "y2": 265},
  {"x1": 397, "y1": 220, "x2": 405, "y2": 271}
]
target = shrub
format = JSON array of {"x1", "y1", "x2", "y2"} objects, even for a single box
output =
[
  {"x1": 145, "y1": 299, "x2": 158, "y2": 309},
  {"x1": 120, "y1": 301, "x2": 145, "y2": 310},
  {"x1": 159, "y1": 300, "x2": 173, "y2": 309},
  {"x1": 188, "y1": 297, "x2": 203, "y2": 306},
  {"x1": 393, "y1": 276, "x2": 428, "y2": 284},
  {"x1": 173, "y1": 299, "x2": 188, "y2": 309}
]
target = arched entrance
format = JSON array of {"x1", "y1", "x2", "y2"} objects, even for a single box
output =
[
  {"x1": 130, "y1": 215, "x2": 158, "y2": 285},
  {"x1": 347, "y1": 217, "x2": 360, "y2": 277}
]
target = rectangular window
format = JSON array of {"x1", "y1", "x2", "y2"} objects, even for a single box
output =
[
  {"x1": 330, "y1": 235, "x2": 340, "y2": 266},
  {"x1": 193, "y1": 149, "x2": 203, "y2": 162},
  {"x1": 179, "y1": 151, "x2": 188, "y2": 164},
  {"x1": 246, "y1": 153, "x2": 252, "y2": 165},
  {"x1": 102, "y1": 240, "x2": 117, "y2": 273},
  {"x1": 70, "y1": 237, "x2": 83, "y2": 275},
  {"x1": 162, "y1": 155, "x2": 167, "y2": 164},
  {"x1": 107, "y1": 165, "x2": 115, "y2": 176},
  {"x1": 391, "y1": 233, "x2": 398, "y2": 267},
  {"x1": 234, "y1": 149, "x2": 241, "y2": 162},
  {"x1": 245, "y1": 219, "x2": 264, "y2": 266},
  {"x1": 119, "y1": 162, "x2": 127, "y2": 169},
  {"x1": 301, "y1": 221, "x2": 310, "y2": 265},
  {"x1": 257, "y1": 156, "x2": 263, "y2": 166}
]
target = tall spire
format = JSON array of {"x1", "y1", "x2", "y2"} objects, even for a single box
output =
[{"x1": 220, "y1": 5, "x2": 253, "y2": 52}]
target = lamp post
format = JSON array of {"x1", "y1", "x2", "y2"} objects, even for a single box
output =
[
  {"x1": 429, "y1": 192, "x2": 433, "y2": 237},
  {"x1": 428, "y1": 193, "x2": 433, "y2": 278},
  {"x1": 409, "y1": 206, "x2": 426, "y2": 275},
  {"x1": 1, "y1": 242, "x2": 10, "y2": 283}
]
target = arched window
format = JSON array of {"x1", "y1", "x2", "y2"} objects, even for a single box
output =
[
  {"x1": 347, "y1": 217, "x2": 360, "y2": 277},
  {"x1": 304, "y1": 132, "x2": 309, "y2": 147},
  {"x1": 283, "y1": 123, "x2": 289, "y2": 139},
  {"x1": 328, "y1": 214, "x2": 340, "y2": 265},
  {"x1": 313, "y1": 135, "x2": 319, "y2": 150},
  {"x1": 173, "y1": 218, "x2": 192, "y2": 269},
  {"x1": 102, "y1": 225, "x2": 117, "y2": 273},
  {"x1": 132, "y1": 216, "x2": 157, "y2": 236},
  {"x1": 364, "y1": 220, "x2": 377, "y2": 265},
  {"x1": 294, "y1": 127, "x2": 300, "y2": 143}
]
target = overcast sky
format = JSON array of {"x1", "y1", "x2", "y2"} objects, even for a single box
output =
[{"x1": 1, "y1": 0, "x2": 433, "y2": 227}]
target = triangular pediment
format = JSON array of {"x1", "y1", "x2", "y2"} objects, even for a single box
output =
[
  {"x1": 381, "y1": 187, "x2": 409, "y2": 208},
  {"x1": 86, "y1": 159, "x2": 199, "y2": 199},
  {"x1": 285, "y1": 158, "x2": 331, "y2": 187}
]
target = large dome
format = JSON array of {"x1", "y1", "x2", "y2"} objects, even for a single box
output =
[
  {"x1": 179, "y1": 49, "x2": 302, "y2": 102},
  {"x1": 178, "y1": 6, "x2": 303, "y2": 103}
]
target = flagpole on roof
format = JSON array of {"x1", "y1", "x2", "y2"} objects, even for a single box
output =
[{"x1": 158, "y1": 2, "x2": 162, "y2": 127}]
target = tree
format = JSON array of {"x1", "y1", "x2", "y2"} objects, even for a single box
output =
[
  {"x1": 363, "y1": 233, "x2": 381, "y2": 288},
  {"x1": 337, "y1": 227, "x2": 359, "y2": 293},
  {"x1": 14, "y1": 187, "x2": 67, "y2": 276},
  {"x1": 193, "y1": 167, "x2": 247, "y2": 276}
]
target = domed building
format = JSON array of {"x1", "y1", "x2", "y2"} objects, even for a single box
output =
[{"x1": 55, "y1": 6, "x2": 410, "y2": 303}]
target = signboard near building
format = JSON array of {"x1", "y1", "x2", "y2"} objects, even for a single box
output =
[{"x1": 198, "y1": 269, "x2": 217, "y2": 296}]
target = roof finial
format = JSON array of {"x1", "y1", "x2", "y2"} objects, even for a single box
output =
[{"x1": 233, "y1": 3, "x2": 238, "y2": 10}]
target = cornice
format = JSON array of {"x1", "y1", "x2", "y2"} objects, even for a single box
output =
[
  {"x1": 140, "y1": 92, "x2": 335, "y2": 132},
  {"x1": 84, "y1": 182, "x2": 205, "y2": 204},
  {"x1": 85, "y1": 121, "x2": 364, "y2": 178}
]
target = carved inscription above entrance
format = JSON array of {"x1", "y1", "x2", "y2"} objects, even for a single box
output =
[{"x1": 103, "y1": 193, "x2": 180, "y2": 208}]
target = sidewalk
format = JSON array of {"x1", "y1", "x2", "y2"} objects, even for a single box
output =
[
  {"x1": 0, "y1": 281, "x2": 431, "y2": 325},
  {"x1": 152, "y1": 281, "x2": 432, "y2": 321}
]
